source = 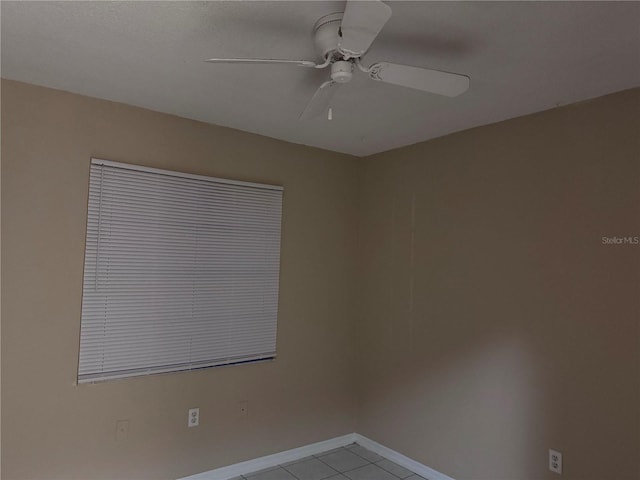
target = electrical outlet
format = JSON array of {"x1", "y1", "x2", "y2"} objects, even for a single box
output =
[
  {"x1": 238, "y1": 400, "x2": 248, "y2": 417},
  {"x1": 188, "y1": 408, "x2": 199, "y2": 427},
  {"x1": 549, "y1": 449, "x2": 562, "y2": 474},
  {"x1": 115, "y1": 420, "x2": 129, "y2": 441}
]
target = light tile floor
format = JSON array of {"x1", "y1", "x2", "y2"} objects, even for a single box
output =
[{"x1": 231, "y1": 443, "x2": 425, "y2": 480}]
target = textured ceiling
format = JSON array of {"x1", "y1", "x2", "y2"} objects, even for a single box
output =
[{"x1": 2, "y1": 1, "x2": 639, "y2": 156}]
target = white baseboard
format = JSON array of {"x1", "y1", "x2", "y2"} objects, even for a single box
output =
[
  {"x1": 178, "y1": 432, "x2": 455, "y2": 480},
  {"x1": 353, "y1": 434, "x2": 455, "y2": 480},
  {"x1": 177, "y1": 433, "x2": 356, "y2": 480}
]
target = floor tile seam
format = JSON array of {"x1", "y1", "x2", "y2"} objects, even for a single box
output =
[
  {"x1": 242, "y1": 465, "x2": 295, "y2": 480},
  {"x1": 346, "y1": 446, "x2": 411, "y2": 479},
  {"x1": 312, "y1": 454, "x2": 375, "y2": 476},
  {"x1": 311, "y1": 449, "x2": 348, "y2": 462},
  {"x1": 344, "y1": 446, "x2": 385, "y2": 464},
  {"x1": 279, "y1": 458, "x2": 340, "y2": 480},
  {"x1": 372, "y1": 460, "x2": 412, "y2": 479},
  {"x1": 239, "y1": 445, "x2": 415, "y2": 480},
  {"x1": 279, "y1": 463, "x2": 302, "y2": 480},
  {"x1": 311, "y1": 447, "x2": 346, "y2": 460}
]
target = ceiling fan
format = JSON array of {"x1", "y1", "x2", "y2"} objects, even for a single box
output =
[{"x1": 205, "y1": 0, "x2": 470, "y2": 120}]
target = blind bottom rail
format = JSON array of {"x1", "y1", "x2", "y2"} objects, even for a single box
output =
[{"x1": 78, "y1": 353, "x2": 276, "y2": 384}]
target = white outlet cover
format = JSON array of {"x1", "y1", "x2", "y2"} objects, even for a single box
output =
[
  {"x1": 549, "y1": 449, "x2": 562, "y2": 474},
  {"x1": 188, "y1": 408, "x2": 199, "y2": 427}
]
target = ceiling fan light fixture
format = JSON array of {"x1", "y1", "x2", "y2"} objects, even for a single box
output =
[{"x1": 331, "y1": 61, "x2": 353, "y2": 83}]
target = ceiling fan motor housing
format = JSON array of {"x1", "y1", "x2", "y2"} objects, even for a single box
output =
[{"x1": 314, "y1": 12, "x2": 344, "y2": 59}]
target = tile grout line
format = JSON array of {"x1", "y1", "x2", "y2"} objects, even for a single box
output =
[
  {"x1": 315, "y1": 445, "x2": 409, "y2": 479},
  {"x1": 280, "y1": 458, "x2": 337, "y2": 480},
  {"x1": 373, "y1": 459, "x2": 415, "y2": 480},
  {"x1": 241, "y1": 444, "x2": 416, "y2": 480},
  {"x1": 313, "y1": 447, "x2": 374, "y2": 477},
  {"x1": 325, "y1": 445, "x2": 407, "y2": 480}
]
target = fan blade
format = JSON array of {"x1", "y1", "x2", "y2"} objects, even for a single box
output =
[
  {"x1": 205, "y1": 58, "x2": 317, "y2": 67},
  {"x1": 300, "y1": 80, "x2": 340, "y2": 120},
  {"x1": 338, "y1": 0, "x2": 392, "y2": 58},
  {"x1": 368, "y1": 62, "x2": 469, "y2": 97}
]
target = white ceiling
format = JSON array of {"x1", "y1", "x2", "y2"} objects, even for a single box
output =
[{"x1": 2, "y1": 1, "x2": 639, "y2": 157}]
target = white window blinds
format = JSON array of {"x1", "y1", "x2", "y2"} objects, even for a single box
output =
[{"x1": 77, "y1": 159, "x2": 283, "y2": 383}]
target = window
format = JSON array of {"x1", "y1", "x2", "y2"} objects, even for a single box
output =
[{"x1": 77, "y1": 159, "x2": 283, "y2": 383}]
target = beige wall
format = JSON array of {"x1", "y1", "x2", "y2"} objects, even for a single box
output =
[
  {"x1": 356, "y1": 88, "x2": 640, "y2": 479},
  {"x1": 1, "y1": 79, "x2": 359, "y2": 479},
  {"x1": 2, "y1": 79, "x2": 639, "y2": 480}
]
